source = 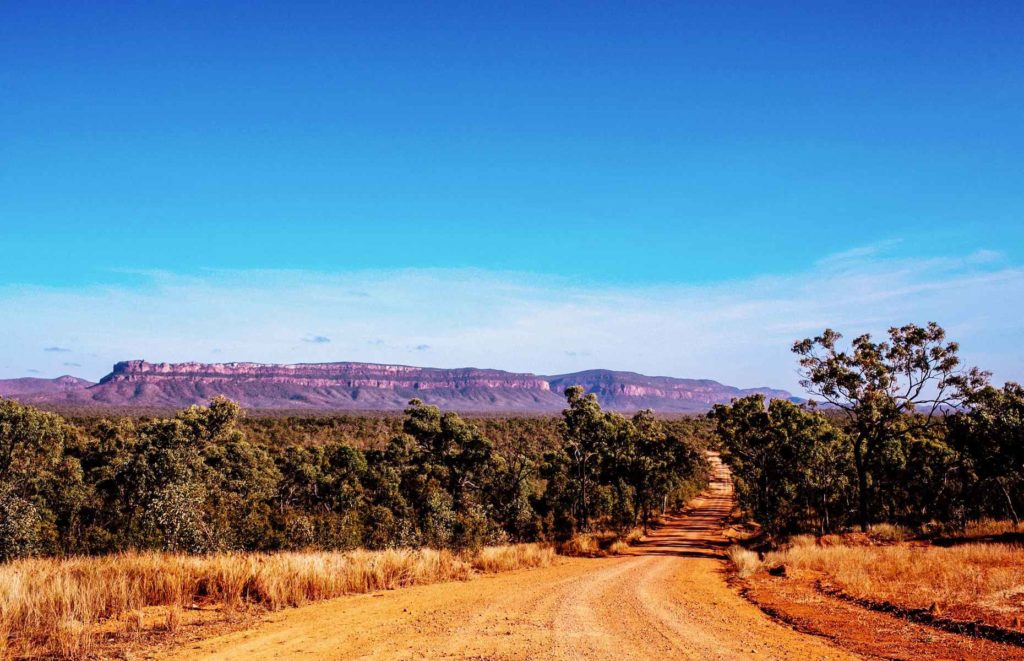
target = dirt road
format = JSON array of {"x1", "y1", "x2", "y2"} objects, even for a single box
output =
[{"x1": 169, "y1": 457, "x2": 852, "y2": 660}]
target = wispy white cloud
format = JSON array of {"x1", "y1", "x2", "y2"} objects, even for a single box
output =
[
  {"x1": 2, "y1": 249, "x2": 1021, "y2": 393},
  {"x1": 814, "y1": 239, "x2": 904, "y2": 269}
]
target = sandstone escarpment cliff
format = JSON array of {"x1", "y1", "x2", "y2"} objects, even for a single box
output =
[{"x1": 4, "y1": 361, "x2": 795, "y2": 413}]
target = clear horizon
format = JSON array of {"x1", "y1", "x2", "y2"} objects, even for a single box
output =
[{"x1": 2, "y1": 2, "x2": 1022, "y2": 394}]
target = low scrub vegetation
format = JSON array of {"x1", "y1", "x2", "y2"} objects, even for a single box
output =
[
  {"x1": 0, "y1": 543, "x2": 554, "y2": 659},
  {"x1": 762, "y1": 541, "x2": 1024, "y2": 628},
  {"x1": 470, "y1": 543, "x2": 556, "y2": 572}
]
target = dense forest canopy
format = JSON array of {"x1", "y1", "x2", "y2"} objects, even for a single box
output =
[{"x1": 0, "y1": 390, "x2": 709, "y2": 559}]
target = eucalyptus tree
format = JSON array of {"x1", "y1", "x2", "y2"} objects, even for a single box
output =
[
  {"x1": 793, "y1": 322, "x2": 987, "y2": 531},
  {"x1": 559, "y1": 386, "x2": 616, "y2": 532}
]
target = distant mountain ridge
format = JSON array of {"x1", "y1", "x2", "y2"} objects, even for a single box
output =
[
  {"x1": 0, "y1": 375, "x2": 95, "y2": 397},
  {"x1": 1, "y1": 360, "x2": 795, "y2": 413}
]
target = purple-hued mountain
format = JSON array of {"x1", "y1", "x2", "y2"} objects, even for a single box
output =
[
  {"x1": 0, "y1": 375, "x2": 95, "y2": 397},
  {"x1": 1, "y1": 360, "x2": 795, "y2": 413}
]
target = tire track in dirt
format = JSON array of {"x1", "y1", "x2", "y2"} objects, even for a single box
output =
[{"x1": 164, "y1": 455, "x2": 852, "y2": 660}]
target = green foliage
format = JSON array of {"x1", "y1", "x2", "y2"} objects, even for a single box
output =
[
  {"x1": 0, "y1": 483, "x2": 42, "y2": 560},
  {"x1": 710, "y1": 323, "x2": 1018, "y2": 538},
  {"x1": 0, "y1": 389, "x2": 709, "y2": 558},
  {"x1": 148, "y1": 481, "x2": 215, "y2": 553},
  {"x1": 5, "y1": 320, "x2": 1013, "y2": 556},
  {"x1": 538, "y1": 388, "x2": 709, "y2": 539},
  {"x1": 946, "y1": 382, "x2": 1024, "y2": 524},
  {"x1": 793, "y1": 321, "x2": 988, "y2": 530},
  {"x1": 0, "y1": 399, "x2": 82, "y2": 558},
  {"x1": 711, "y1": 396, "x2": 851, "y2": 536}
]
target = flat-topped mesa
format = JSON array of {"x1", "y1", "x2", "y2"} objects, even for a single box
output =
[
  {"x1": 99, "y1": 360, "x2": 552, "y2": 392},
  {"x1": 6, "y1": 361, "x2": 795, "y2": 412}
]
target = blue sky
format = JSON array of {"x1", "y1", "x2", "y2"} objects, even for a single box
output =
[{"x1": 2, "y1": 2, "x2": 1022, "y2": 390}]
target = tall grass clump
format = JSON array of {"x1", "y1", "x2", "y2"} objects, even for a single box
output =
[
  {"x1": 471, "y1": 543, "x2": 555, "y2": 572},
  {"x1": 725, "y1": 545, "x2": 762, "y2": 578},
  {"x1": 0, "y1": 543, "x2": 553, "y2": 660},
  {"x1": 557, "y1": 534, "x2": 602, "y2": 557},
  {"x1": 867, "y1": 523, "x2": 909, "y2": 542}
]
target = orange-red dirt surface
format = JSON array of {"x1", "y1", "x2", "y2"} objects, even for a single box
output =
[{"x1": 164, "y1": 457, "x2": 852, "y2": 660}]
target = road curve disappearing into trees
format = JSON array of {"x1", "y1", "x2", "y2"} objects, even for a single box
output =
[{"x1": 167, "y1": 456, "x2": 851, "y2": 660}]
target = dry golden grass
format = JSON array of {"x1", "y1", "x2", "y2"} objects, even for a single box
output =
[
  {"x1": 607, "y1": 539, "x2": 630, "y2": 555},
  {"x1": 765, "y1": 541, "x2": 1024, "y2": 626},
  {"x1": 0, "y1": 543, "x2": 554, "y2": 659},
  {"x1": 557, "y1": 528, "x2": 644, "y2": 557},
  {"x1": 787, "y1": 534, "x2": 817, "y2": 549},
  {"x1": 959, "y1": 518, "x2": 1024, "y2": 539},
  {"x1": 558, "y1": 533, "x2": 602, "y2": 557},
  {"x1": 623, "y1": 528, "x2": 644, "y2": 544},
  {"x1": 725, "y1": 545, "x2": 762, "y2": 578},
  {"x1": 469, "y1": 543, "x2": 556, "y2": 573},
  {"x1": 867, "y1": 523, "x2": 910, "y2": 542}
]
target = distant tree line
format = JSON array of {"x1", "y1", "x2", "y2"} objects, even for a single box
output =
[
  {"x1": 0, "y1": 388, "x2": 708, "y2": 560},
  {"x1": 711, "y1": 322, "x2": 1023, "y2": 538}
]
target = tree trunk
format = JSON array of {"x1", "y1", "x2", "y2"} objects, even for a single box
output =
[
  {"x1": 579, "y1": 458, "x2": 589, "y2": 532},
  {"x1": 999, "y1": 479, "x2": 1020, "y2": 527},
  {"x1": 854, "y1": 437, "x2": 870, "y2": 532}
]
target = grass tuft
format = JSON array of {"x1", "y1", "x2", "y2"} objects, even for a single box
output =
[
  {"x1": 726, "y1": 545, "x2": 762, "y2": 578},
  {"x1": 867, "y1": 523, "x2": 910, "y2": 542},
  {"x1": 558, "y1": 534, "x2": 602, "y2": 557}
]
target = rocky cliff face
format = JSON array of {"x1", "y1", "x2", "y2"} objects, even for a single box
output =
[
  {"x1": 2, "y1": 360, "x2": 795, "y2": 413},
  {"x1": 100, "y1": 360, "x2": 552, "y2": 391}
]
